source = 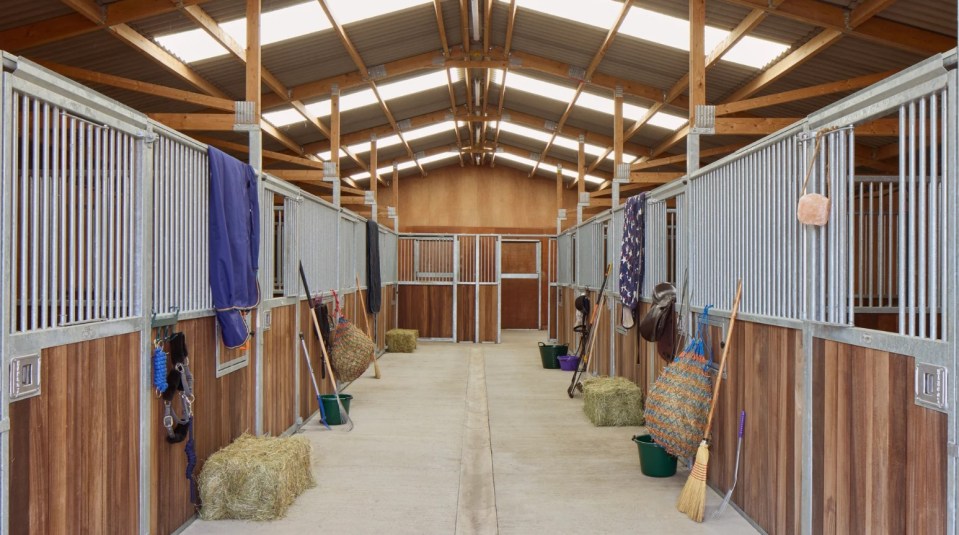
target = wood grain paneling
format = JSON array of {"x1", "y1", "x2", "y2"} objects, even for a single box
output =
[
  {"x1": 398, "y1": 285, "x2": 454, "y2": 339},
  {"x1": 502, "y1": 241, "x2": 538, "y2": 273},
  {"x1": 10, "y1": 333, "x2": 140, "y2": 535},
  {"x1": 479, "y1": 285, "x2": 498, "y2": 342},
  {"x1": 388, "y1": 165, "x2": 579, "y2": 232},
  {"x1": 150, "y1": 316, "x2": 256, "y2": 535},
  {"x1": 457, "y1": 285, "x2": 476, "y2": 342},
  {"x1": 501, "y1": 279, "x2": 539, "y2": 329},
  {"x1": 263, "y1": 304, "x2": 297, "y2": 436},
  {"x1": 813, "y1": 339, "x2": 946, "y2": 535}
]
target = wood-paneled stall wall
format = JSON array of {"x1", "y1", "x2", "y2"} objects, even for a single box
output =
[
  {"x1": 554, "y1": 293, "x2": 948, "y2": 534},
  {"x1": 8, "y1": 284, "x2": 396, "y2": 534}
]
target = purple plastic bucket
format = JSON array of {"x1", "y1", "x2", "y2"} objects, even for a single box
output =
[{"x1": 557, "y1": 355, "x2": 580, "y2": 371}]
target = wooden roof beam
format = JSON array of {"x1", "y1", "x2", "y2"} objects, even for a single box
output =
[
  {"x1": 715, "y1": 70, "x2": 896, "y2": 116},
  {"x1": 317, "y1": 0, "x2": 425, "y2": 176},
  {"x1": 432, "y1": 0, "x2": 466, "y2": 164},
  {"x1": 718, "y1": 0, "x2": 954, "y2": 55},
  {"x1": 530, "y1": 0, "x2": 633, "y2": 176},
  {"x1": 194, "y1": 136, "x2": 326, "y2": 170},
  {"x1": 0, "y1": 0, "x2": 208, "y2": 51},
  {"x1": 489, "y1": 0, "x2": 517, "y2": 167}
]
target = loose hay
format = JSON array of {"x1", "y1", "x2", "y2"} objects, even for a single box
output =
[
  {"x1": 386, "y1": 328, "x2": 418, "y2": 353},
  {"x1": 198, "y1": 433, "x2": 315, "y2": 521},
  {"x1": 582, "y1": 376, "x2": 645, "y2": 427}
]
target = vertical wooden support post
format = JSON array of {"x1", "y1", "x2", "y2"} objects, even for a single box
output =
[
  {"x1": 246, "y1": 0, "x2": 262, "y2": 122},
  {"x1": 331, "y1": 84, "x2": 341, "y2": 181},
  {"x1": 370, "y1": 135, "x2": 378, "y2": 222},
  {"x1": 613, "y1": 85, "x2": 624, "y2": 208},
  {"x1": 688, "y1": 0, "x2": 705, "y2": 174}
]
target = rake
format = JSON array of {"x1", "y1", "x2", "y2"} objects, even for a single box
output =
[
  {"x1": 299, "y1": 333, "x2": 330, "y2": 430},
  {"x1": 567, "y1": 264, "x2": 612, "y2": 398}
]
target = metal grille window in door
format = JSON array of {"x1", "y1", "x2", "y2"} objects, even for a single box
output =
[{"x1": 9, "y1": 89, "x2": 142, "y2": 333}]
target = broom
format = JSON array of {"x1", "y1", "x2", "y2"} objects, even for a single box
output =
[
  {"x1": 676, "y1": 279, "x2": 743, "y2": 522},
  {"x1": 356, "y1": 274, "x2": 382, "y2": 379}
]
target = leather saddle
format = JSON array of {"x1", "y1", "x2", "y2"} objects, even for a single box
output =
[{"x1": 639, "y1": 282, "x2": 678, "y2": 360}]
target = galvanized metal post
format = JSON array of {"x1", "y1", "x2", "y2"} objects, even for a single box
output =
[{"x1": 137, "y1": 128, "x2": 157, "y2": 535}]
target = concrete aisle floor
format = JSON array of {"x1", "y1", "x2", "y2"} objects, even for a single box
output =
[{"x1": 184, "y1": 330, "x2": 759, "y2": 535}]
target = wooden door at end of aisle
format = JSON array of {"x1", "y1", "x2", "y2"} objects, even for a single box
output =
[{"x1": 501, "y1": 240, "x2": 540, "y2": 329}]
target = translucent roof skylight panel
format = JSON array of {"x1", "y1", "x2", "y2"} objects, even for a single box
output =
[
  {"x1": 722, "y1": 36, "x2": 790, "y2": 69},
  {"x1": 498, "y1": 121, "x2": 553, "y2": 144},
  {"x1": 155, "y1": 29, "x2": 229, "y2": 63},
  {"x1": 220, "y1": 3, "x2": 331, "y2": 49},
  {"x1": 376, "y1": 71, "x2": 451, "y2": 101},
  {"x1": 505, "y1": 72, "x2": 577, "y2": 104},
  {"x1": 619, "y1": 8, "x2": 727, "y2": 53},
  {"x1": 264, "y1": 107, "x2": 306, "y2": 128},
  {"x1": 403, "y1": 121, "x2": 458, "y2": 142},
  {"x1": 550, "y1": 136, "x2": 607, "y2": 157},
  {"x1": 419, "y1": 151, "x2": 460, "y2": 165}
]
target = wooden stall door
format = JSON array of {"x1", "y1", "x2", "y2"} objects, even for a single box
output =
[{"x1": 501, "y1": 240, "x2": 540, "y2": 329}]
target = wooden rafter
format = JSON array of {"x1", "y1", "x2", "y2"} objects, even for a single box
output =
[
  {"x1": 194, "y1": 136, "x2": 326, "y2": 170},
  {"x1": 432, "y1": 0, "x2": 466, "y2": 166},
  {"x1": 34, "y1": 60, "x2": 235, "y2": 111},
  {"x1": 530, "y1": 0, "x2": 633, "y2": 176},
  {"x1": 714, "y1": 70, "x2": 896, "y2": 116},
  {"x1": 0, "y1": 0, "x2": 207, "y2": 51},
  {"x1": 489, "y1": 0, "x2": 517, "y2": 167},
  {"x1": 718, "y1": 0, "x2": 953, "y2": 56},
  {"x1": 317, "y1": 0, "x2": 425, "y2": 176},
  {"x1": 587, "y1": 7, "x2": 770, "y2": 175}
]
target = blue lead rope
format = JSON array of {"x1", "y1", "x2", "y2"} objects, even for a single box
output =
[
  {"x1": 185, "y1": 418, "x2": 198, "y2": 507},
  {"x1": 153, "y1": 347, "x2": 168, "y2": 392}
]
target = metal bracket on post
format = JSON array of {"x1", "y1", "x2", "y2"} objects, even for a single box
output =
[
  {"x1": 690, "y1": 104, "x2": 715, "y2": 135},
  {"x1": 364, "y1": 191, "x2": 377, "y2": 223},
  {"x1": 613, "y1": 162, "x2": 630, "y2": 208},
  {"x1": 234, "y1": 101, "x2": 257, "y2": 128},
  {"x1": 557, "y1": 208, "x2": 567, "y2": 234},
  {"x1": 387, "y1": 206, "x2": 399, "y2": 232},
  {"x1": 323, "y1": 161, "x2": 340, "y2": 207}
]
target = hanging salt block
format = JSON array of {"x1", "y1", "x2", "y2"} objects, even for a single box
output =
[{"x1": 797, "y1": 193, "x2": 830, "y2": 226}]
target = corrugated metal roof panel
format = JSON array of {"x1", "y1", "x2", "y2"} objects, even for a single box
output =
[
  {"x1": 601, "y1": 37, "x2": 694, "y2": 93},
  {"x1": 0, "y1": 0, "x2": 76, "y2": 31},
  {"x1": 260, "y1": 32, "x2": 359, "y2": 89},
  {"x1": 342, "y1": 4, "x2": 443, "y2": 68},
  {"x1": 878, "y1": 0, "x2": 957, "y2": 38},
  {"x1": 508, "y1": 9, "x2": 606, "y2": 69}
]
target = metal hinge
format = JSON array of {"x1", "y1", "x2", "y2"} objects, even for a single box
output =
[{"x1": 0, "y1": 418, "x2": 9, "y2": 433}]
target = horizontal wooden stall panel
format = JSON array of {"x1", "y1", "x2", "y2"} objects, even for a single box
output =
[
  {"x1": 374, "y1": 285, "x2": 396, "y2": 351},
  {"x1": 10, "y1": 333, "x2": 140, "y2": 535},
  {"x1": 813, "y1": 339, "x2": 946, "y2": 535},
  {"x1": 263, "y1": 304, "x2": 297, "y2": 436},
  {"x1": 398, "y1": 285, "x2": 454, "y2": 339},
  {"x1": 151, "y1": 316, "x2": 256, "y2": 535}
]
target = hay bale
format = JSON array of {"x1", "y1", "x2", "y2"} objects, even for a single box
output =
[
  {"x1": 198, "y1": 434, "x2": 315, "y2": 521},
  {"x1": 386, "y1": 328, "x2": 418, "y2": 352},
  {"x1": 582, "y1": 376, "x2": 645, "y2": 427}
]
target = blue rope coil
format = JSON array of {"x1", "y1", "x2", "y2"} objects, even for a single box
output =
[
  {"x1": 153, "y1": 347, "x2": 168, "y2": 392},
  {"x1": 185, "y1": 418, "x2": 198, "y2": 505}
]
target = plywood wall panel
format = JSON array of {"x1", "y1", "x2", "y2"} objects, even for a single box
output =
[
  {"x1": 501, "y1": 279, "x2": 539, "y2": 329},
  {"x1": 388, "y1": 165, "x2": 579, "y2": 233},
  {"x1": 10, "y1": 333, "x2": 140, "y2": 535}
]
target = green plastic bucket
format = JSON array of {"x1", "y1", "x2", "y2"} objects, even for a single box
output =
[
  {"x1": 320, "y1": 394, "x2": 353, "y2": 425},
  {"x1": 538, "y1": 342, "x2": 568, "y2": 369},
  {"x1": 633, "y1": 434, "x2": 677, "y2": 477}
]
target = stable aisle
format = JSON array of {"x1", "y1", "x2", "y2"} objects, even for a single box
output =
[{"x1": 184, "y1": 331, "x2": 758, "y2": 535}]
